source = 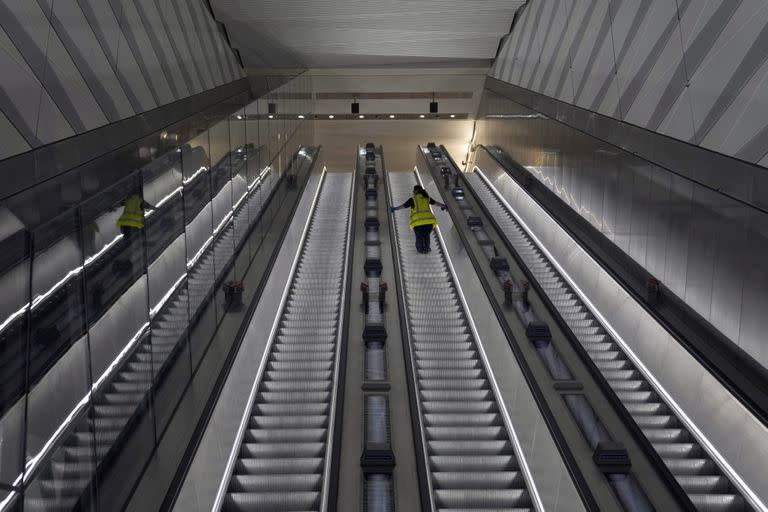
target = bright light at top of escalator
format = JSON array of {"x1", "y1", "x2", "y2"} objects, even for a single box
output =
[
  {"x1": 450, "y1": 114, "x2": 456, "y2": 118},
  {"x1": 389, "y1": 114, "x2": 395, "y2": 118},
  {"x1": 298, "y1": 114, "x2": 304, "y2": 119},
  {"x1": 268, "y1": 114, "x2": 273, "y2": 119},
  {"x1": 359, "y1": 115, "x2": 364, "y2": 119},
  {"x1": 419, "y1": 114, "x2": 425, "y2": 118},
  {"x1": 328, "y1": 115, "x2": 334, "y2": 119}
]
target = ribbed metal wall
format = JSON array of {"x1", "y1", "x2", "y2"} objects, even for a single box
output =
[
  {"x1": 491, "y1": 0, "x2": 768, "y2": 169},
  {"x1": 0, "y1": 0, "x2": 245, "y2": 160}
]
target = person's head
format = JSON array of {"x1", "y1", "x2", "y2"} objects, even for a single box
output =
[{"x1": 413, "y1": 185, "x2": 429, "y2": 198}]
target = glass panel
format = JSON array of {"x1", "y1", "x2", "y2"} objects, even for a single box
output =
[
  {"x1": 29, "y1": 204, "x2": 86, "y2": 389},
  {"x1": 24, "y1": 410, "x2": 97, "y2": 512},
  {"x1": 0, "y1": 199, "x2": 30, "y2": 487},
  {"x1": 81, "y1": 175, "x2": 143, "y2": 327}
]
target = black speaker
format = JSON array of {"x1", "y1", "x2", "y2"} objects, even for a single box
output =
[
  {"x1": 351, "y1": 102, "x2": 359, "y2": 114},
  {"x1": 268, "y1": 103, "x2": 276, "y2": 114},
  {"x1": 429, "y1": 101, "x2": 438, "y2": 113}
]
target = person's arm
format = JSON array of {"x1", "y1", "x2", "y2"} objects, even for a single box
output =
[
  {"x1": 390, "y1": 198, "x2": 413, "y2": 212},
  {"x1": 428, "y1": 197, "x2": 447, "y2": 210}
]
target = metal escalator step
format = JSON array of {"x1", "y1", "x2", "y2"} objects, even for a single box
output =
[
  {"x1": 420, "y1": 378, "x2": 489, "y2": 390},
  {"x1": 435, "y1": 489, "x2": 530, "y2": 509},
  {"x1": 256, "y1": 391, "x2": 329, "y2": 403},
  {"x1": 267, "y1": 361, "x2": 333, "y2": 371},
  {"x1": 223, "y1": 491, "x2": 319, "y2": 511},
  {"x1": 608, "y1": 379, "x2": 649, "y2": 392},
  {"x1": 427, "y1": 426, "x2": 506, "y2": 441},
  {"x1": 254, "y1": 403, "x2": 329, "y2": 416},
  {"x1": 270, "y1": 351, "x2": 334, "y2": 362},
  {"x1": 663, "y1": 458, "x2": 717, "y2": 475},
  {"x1": 417, "y1": 359, "x2": 480, "y2": 370},
  {"x1": 228, "y1": 474, "x2": 321, "y2": 492},
  {"x1": 676, "y1": 475, "x2": 731, "y2": 494},
  {"x1": 422, "y1": 401, "x2": 498, "y2": 414},
  {"x1": 430, "y1": 455, "x2": 519, "y2": 472},
  {"x1": 265, "y1": 370, "x2": 331, "y2": 381},
  {"x1": 633, "y1": 415, "x2": 676, "y2": 428},
  {"x1": 642, "y1": 428, "x2": 687, "y2": 442},
  {"x1": 240, "y1": 442, "x2": 325, "y2": 458},
  {"x1": 251, "y1": 415, "x2": 328, "y2": 429},
  {"x1": 425, "y1": 413, "x2": 502, "y2": 427},
  {"x1": 652, "y1": 443, "x2": 702, "y2": 458},
  {"x1": 244, "y1": 429, "x2": 326, "y2": 444},
  {"x1": 432, "y1": 471, "x2": 522, "y2": 489},
  {"x1": 429, "y1": 440, "x2": 512, "y2": 456},
  {"x1": 421, "y1": 389, "x2": 493, "y2": 402},
  {"x1": 625, "y1": 402, "x2": 668, "y2": 415},
  {"x1": 416, "y1": 350, "x2": 477, "y2": 360},
  {"x1": 260, "y1": 380, "x2": 331, "y2": 392},
  {"x1": 688, "y1": 493, "x2": 745, "y2": 511}
]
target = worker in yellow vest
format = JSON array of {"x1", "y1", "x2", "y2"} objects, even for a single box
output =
[
  {"x1": 390, "y1": 185, "x2": 446, "y2": 253},
  {"x1": 116, "y1": 193, "x2": 156, "y2": 241}
]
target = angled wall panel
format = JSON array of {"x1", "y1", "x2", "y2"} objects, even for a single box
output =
[
  {"x1": 0, "y1": 111, "x2": 31, "y2": 160},
  {"x1": 490, "y1": 0, "x2": 768, "y2": 169},
  {"x1": 0, "y1": 0, "x2": 244, "y2": 162}
]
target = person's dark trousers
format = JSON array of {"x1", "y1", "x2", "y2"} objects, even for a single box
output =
[{"x1": 413, "y1": 225, "x2": 433, "y2": 254}]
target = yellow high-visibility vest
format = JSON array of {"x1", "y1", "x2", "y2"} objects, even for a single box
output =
[
  {"x1": 409, "y1": 194, "x2": 436, "y2": 230},
  {"x1": 116, "y1": 194, "x2": 145, "y2": 229}
]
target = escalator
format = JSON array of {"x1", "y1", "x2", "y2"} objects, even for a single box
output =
[
  {"x1": 463, "y1": 169, "x2": 750, "y2": 512},
  {"x1": 386, "y1": 171, "x2": 540, "y2": 511},
  {"x1": 217, "y1": 172, "x2": 353, "y2": 512},
  {"x1": 24, "y1": 153, "x2": 286, "y2": 512}
]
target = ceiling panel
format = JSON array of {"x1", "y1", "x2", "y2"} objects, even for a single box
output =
[{"x1": 210, "y1": 0, "x2": 526, "y2": 67}]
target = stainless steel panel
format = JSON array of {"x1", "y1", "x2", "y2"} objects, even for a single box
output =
[{"x1": 474, "y1": 160, "x2": 768, "y2": 508}]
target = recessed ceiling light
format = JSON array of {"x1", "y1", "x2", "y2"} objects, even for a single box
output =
[
  {"x1": 268, "y1": 115, "x2": 274, "y2": 119},
  {"x1": 359, "y1": 115, "x2": 364, "y2": 119},
  {"x1": 389, "y1": 114, "x2": 395, "y2": 119},
  {"x1": 236, "y1": 114, "x2": 243, "y2": 120},
  {"x1": 328, "y1": 115, "x2": 334, "y2": 119},
  {"x1": 419, "y1": 114, "x2": 425, "y2": 118},
  {"x1": 298, "y1": 114, "x2": 304, "y2": 119},
  {"x1": 450, "y1": 114, "x2": 456, "y2": 118}
]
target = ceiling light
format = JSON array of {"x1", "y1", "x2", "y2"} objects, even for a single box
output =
[
  {"x1": 359, "y1": 115, "x2": 364, "y2": 119},
  {"x1": 419, "y1": 114, "x2": 425, "y2": 118},
  {"x1": 450, "y1": 114, "x2": 456, "y2": 118},
  {"x1": 298, "y1": 114, "x2": 304, "y2": 119},
  {"x1": 389, "y1": 114, "x2": 395, "y2": 119},
  {"x1": 268, "y1": 115, "x2": 274, "y2": 119},
  {"x1": 236, "y1": 114, "x2": 243, "y2": 120},
  {"x1": 328, "y1": 115, "x2": 334, "y2": 119}
]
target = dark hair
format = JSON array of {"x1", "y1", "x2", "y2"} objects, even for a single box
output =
[{"x1": 413, "y1": 185, "x2": 429, "y2": 198}]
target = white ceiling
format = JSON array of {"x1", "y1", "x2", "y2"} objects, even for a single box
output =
[{"x1": 210, "y1": 0, "x2": 526, "y2": 68}]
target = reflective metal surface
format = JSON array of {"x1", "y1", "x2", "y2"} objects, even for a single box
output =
[
  {"x1": 466, "y1": 168, "x2": 750, "y2": 511},
  {"x1": 472, "y1": 154, "x2": 768, "y2": 510},
  {"x1": 0, "y1": 74, "x2": 315, "y2": 511},
  {"x1": 476, "y1": 87, "x2": 768, "y2": 377}
]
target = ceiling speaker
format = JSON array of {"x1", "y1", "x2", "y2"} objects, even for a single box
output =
[
  {"x1": 351, "y1": 102, "x2": 359, "y2": 114},
  {"x1": 429, "y1": 101, "x2": 438, "y2": 113}
]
